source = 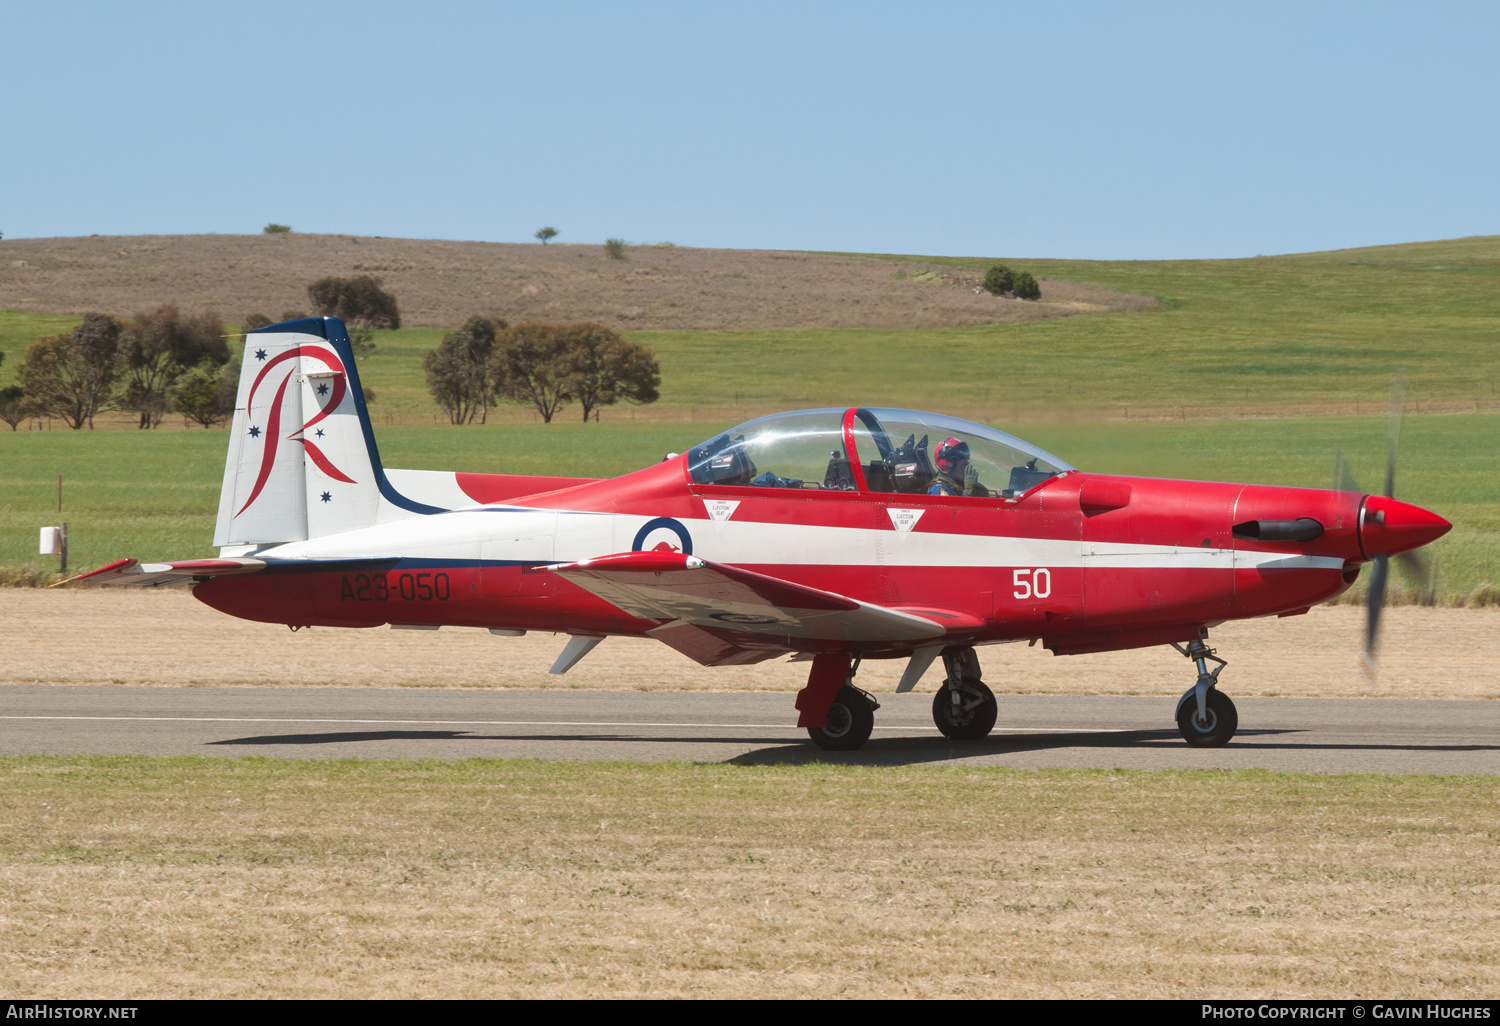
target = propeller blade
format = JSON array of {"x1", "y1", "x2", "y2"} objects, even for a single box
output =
[
  {"x1": 1384, "y1": 379, "x2": 1405, "y2": 499},
  {"x1": 1333, "y1": 448, "x2": 1361, "y2": 494},
  {"x1": 1363, "y1": 553, "x2": 1390, "y2": 676},
  {"x1": 1395, "y1": 549, "x2": 1437, "y2": 606}
]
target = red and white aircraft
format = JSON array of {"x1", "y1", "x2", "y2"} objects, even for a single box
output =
[{"x1": 71, "y1": 318, "x2": 1451, "y2": 750}]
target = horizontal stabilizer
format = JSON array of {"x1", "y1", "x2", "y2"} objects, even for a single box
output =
[
  {"x1": 550, "y1": 551, "x2": 947, "y2": 644},
  {"x1": 58, "y1": 557, "x2": 268, "y2": 588}
]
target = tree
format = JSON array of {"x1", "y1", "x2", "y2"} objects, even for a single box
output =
[
  {"x1": 175, "y1": 356, "x2": 239, "y2": 428},
  {"x1": 1012, "y1": 271, "x2": 1041, "y2": 300},
  {"x1": 0, "y1": 385, "x2": 27, "y2": 430},
  {"x1": 604, "y1": 238, "x2": 626, "y2": 260},
  {"x1": 982, "y1": 264, "x2": 1015, "y2": 296},
  {"x1": 117, "y1": 306, "x2": 229, "y2": 429},
  {"x1": 242, "y1": 313, "x2": 273, "y2": 330},
  {"x1": 16, "y1": 314, "x2": 122, "y2": 429},
  {"x1": 424, "y1": 316, "x2": 504, "y2": 425},
  {"x1": 491, "y1": 322, "x2": 574, "y2": 423},
  {"x1": 263, "y1": 223, "x2": 291, "y2": 234},
  {"x1": 562, "y1": 322, "x2": 660, "y2": 422},
  {"x1": 535, "y1": 227, "x2": 558, "y2": 245},
  {"x1": 307, "y1": 275, "x2": 400, "y2": 359}
]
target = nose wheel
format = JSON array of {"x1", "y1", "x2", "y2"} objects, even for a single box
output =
[
  {"x1": 1171, "y1": 636, "x2": 1237, "y2": 747},
  {"x1": 931, "y1": 648, "x2": 998, "y2": 740}
]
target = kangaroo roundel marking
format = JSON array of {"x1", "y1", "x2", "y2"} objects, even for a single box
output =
[{"x1": 632, "y1": 517, "x2": 693, "y2": 555}]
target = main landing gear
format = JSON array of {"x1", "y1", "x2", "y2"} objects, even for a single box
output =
[
  {"x1": 1171, "y1": 635, "x2": 1238, "y2": 747},
  {"x1": 801, "y1": 655, "x2": 879, "y2": 752},
  {"x1": 800, "y1": 647, "x2": 999, "y2": 752}
]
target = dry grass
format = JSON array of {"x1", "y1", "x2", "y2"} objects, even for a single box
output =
[
  {"x1": 4, "y1": 589, "x2": 1499, "y2": 700},
  {"x1": 0, "y1": 757, "x2": 1494, "y2": 998},
  {"x1": 0, "y1": 234, "x2": 1153, "y2": 331}
]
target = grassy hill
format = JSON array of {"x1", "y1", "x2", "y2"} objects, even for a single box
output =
[{"x1": 3, "y1": 235, "x2": 1498, "y2": 423}]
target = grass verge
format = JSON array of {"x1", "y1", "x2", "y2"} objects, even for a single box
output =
[{"x1": 0, "y1": 756, "x2": 1495, "y2": 998}]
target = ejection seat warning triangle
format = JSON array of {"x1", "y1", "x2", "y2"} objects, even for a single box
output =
[
  {"x1": 887, "y1": 508, "x2": 923, "y2": 533},
  {"x1": 704, "y1": 499, "x2": 740, "y2": 522}
]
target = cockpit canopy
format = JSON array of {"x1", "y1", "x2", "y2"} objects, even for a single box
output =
[{"x1": 686, "y1": 407, "x2": 1073, "y2": 499}]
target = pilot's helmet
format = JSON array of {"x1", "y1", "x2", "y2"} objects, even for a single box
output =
[{"x1": 934, "y1": 437, "x2": 970, "y2": 475}]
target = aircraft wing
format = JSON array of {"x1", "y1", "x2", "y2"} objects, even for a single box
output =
[
  {"x1": 59, "y1": 557, "x2": 268, "y2": 588},
  {"x1": 550, "y1": 552, "x2": 948, "y2": 656}
]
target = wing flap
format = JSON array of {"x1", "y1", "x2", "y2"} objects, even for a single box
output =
[
  {"x1": 551, "y1": 551, "x2": 947, "y2": 644},
  {"x1": 59, "y1": 557, "x2": 268, "y2": 588}
]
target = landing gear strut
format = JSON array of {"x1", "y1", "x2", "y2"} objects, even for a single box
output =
[
  {"x1": 1171, "y1": 635, "x2": 1238, "y2": 747},
  {"x1": 932, "y1": 648, "x2": 998, "y2": 741},
  {"x1": 803, "y1": 655, "x2": 879, "y2": 751}
]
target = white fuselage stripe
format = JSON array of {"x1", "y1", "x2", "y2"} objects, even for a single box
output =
[{"x1": 255, "y1": 508, "x2": 1345, "y2": 573}]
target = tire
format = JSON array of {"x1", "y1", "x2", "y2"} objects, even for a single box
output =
[
  {"x1": 1177, "y1": 689, "x2": 1238, "y2": 747},
  {"x1": 807, "y1": 685, "x2": 876, "y2": 751},
  {"x1": 932, "y1": 677, "x2": 998, "y2": 740}
]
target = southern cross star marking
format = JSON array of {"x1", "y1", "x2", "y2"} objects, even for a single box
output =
[
  {"x1": 315, "y1": 428, "x2": 325, "y2": 438},
  {"x1": 248, "y1": 425, "x2": 261, "y2": 438},
  {"x1": 316, "y1": 382, "x2": 330, "y2": 397},
  {"x1": 254, "y1": 348, "x2": 267, "y2": 361},
  {"x1": 320, "y1": 491, "x2": 332, "y2": 503}
]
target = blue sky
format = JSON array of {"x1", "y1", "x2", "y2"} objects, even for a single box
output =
[{"x1": 4, "y1": 1, "x2": 1497, "y2": 258}]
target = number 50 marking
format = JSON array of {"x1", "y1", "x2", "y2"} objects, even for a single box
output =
[{"x1": 1013, "y1": 568, "x2": 1052, "y2": 599}]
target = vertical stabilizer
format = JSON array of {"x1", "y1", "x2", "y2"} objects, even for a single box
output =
[{"x1": 214, "y1": 317, "x2": 385, "y2": 546}]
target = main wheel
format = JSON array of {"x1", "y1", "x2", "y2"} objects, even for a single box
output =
[
  {"x1": 932, "y1": 677, "x2": 998, "y2": 740},
  {"x1": 807, "y1": 685, "x2": 876, "y2": 751},
  {"x1": 1177, "y1": 689, "x2": 1238, "y2": 747}
]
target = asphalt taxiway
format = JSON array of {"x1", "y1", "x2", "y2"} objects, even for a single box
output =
[{"x1": 2, "y1": 685, "x2": 1497, "y2": 772}]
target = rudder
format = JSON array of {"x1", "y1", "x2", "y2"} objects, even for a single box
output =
[{"x1": 214, "y1": 317, "x2": 386, "y2": 547}]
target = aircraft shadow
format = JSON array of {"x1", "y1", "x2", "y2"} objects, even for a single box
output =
[
  {"x1": 209, "y1": 729, "x2": 803, "y2": 746},
  {"x1": 205, "y1": 727, "x2": 1500, "y2": 766},
  {"x1": 731, "y1": 729, "x2": 1500, "y2": 766}
]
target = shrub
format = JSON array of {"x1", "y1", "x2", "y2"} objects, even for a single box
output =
[
  {"x1": 243, "y1": 313, "x2": 273, "y2": 331},
  {"x1": 1012, "y1": 271, "x2": 1041, "y2": 301},
  {"x1": 116, "y1": 306, "x2": 228, "y2": 429},
  {"x1": 604, "y1": 238, "x2": 626, "y2": 260},
  {"x1": 535, "y1": 227, "x2": 559, "y2": 245},
  {"x1": 982, "y1": 264, "x2": 1014, "y2": 295},
  {"x1": 562, "y1": 323, "x2": 660, "y2": 422},
  {"x1": 0, "y1": 385, "x2": 28, "y2": 430},
  {"x1": 307, "y1": 275, "x2": 400, "y2": 330},
  {"x1": 175, "y1": 356, "x2": 239, "y2": 428},
  {"x1": 263, "y1": 224, "x2": 291, "y2": 234},
  {"x1": 491, "y1": 322, "x2": 573, "y2": 422},
  {"x1": 425, "y1": 316, "x2": 505, "y2": 425},
  {"x1": 17, "y1": 313, "x2": 124, "y2": 429},
  {"x1": 280, "y1": 310, "x2": 308, "y2": 322}
]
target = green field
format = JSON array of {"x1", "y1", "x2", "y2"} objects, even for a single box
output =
[
  {"x1": 3, "y1": 413, "x2": 1496, "y2": 600},
  {"x1": 2, "y1": 236, "x2": 1496, "y2": 596}
]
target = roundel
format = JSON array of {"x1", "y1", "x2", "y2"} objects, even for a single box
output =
[{"x1": 632, "y1": 516, "x2": 693, "y2": 555}]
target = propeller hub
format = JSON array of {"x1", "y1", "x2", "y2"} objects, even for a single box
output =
[{"x1": 1358, "y1": 495, "x2": 1450, "y2": 560}]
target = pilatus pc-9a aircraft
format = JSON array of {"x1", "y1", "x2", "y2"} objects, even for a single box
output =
[{"x1": 69, "y1": 318, "x2": 1451, "y2": 751}]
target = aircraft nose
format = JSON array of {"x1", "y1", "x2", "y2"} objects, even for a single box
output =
[{"x1": 1359, "y1": 495, "x2": 1451, "y2": 559}]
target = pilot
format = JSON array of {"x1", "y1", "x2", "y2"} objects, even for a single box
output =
[{"x1": 928, "y1": 437, "x2": 986, "y2": 496}]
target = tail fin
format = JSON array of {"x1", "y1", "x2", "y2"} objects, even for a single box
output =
[{"x1": 213, "y1": 317, "x2": 443, "y2": 548}]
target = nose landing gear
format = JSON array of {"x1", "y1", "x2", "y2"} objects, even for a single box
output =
[
  {"x1": 932, "y1": 648, "x2": 998, "y2": 740},
  {"x1": 1171, "y1": 636, "x2": 1237, "y2": 747}
]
